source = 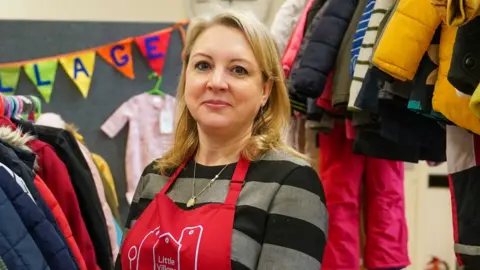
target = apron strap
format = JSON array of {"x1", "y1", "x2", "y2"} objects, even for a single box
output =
[
  {"x1": 224, "y1": 156, "x2": 250, "y2": 206},
  {"x1": 160, "y1": 158, "x2": 189, "y2": 194}
]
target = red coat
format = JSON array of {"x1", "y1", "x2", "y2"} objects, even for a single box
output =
[
  {"x1": 34, "y1": 175, "x2": 87, "y2": 270},
  {"x1": 29, "y1": 139, "x2": 99, "y2": 270}
]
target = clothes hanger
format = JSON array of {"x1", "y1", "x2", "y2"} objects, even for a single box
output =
[
  {"x1": 147, "y1": 72, "x2": 165, "y2": 96},
  {"x1": 31, "y1": 96, "x2": 42, "y2": 119}
]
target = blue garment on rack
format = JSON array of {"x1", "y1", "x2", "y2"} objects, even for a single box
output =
[
  {"x1": 0, "y1": 167, "x2": 78, "y2": 269},
  {"x1": 0, "y1": 174, "x2": 49, "y2": 270}
]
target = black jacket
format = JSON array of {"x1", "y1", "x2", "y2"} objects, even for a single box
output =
[{"x1": 448, "y1": 16, "x2": 480, "y2": 95}]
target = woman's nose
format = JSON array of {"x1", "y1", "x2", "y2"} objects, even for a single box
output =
[{"x1": 207, "y1": 69, "x2": 228, "y2": 91}]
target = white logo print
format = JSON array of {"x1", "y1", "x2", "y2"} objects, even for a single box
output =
[{"x1": 128, "y1": 226, "x2": 204, "y2": 270}]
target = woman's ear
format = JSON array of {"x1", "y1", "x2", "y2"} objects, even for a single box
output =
[{"x1": 262, "y1": 78, "x2": 273, "y2": 105}]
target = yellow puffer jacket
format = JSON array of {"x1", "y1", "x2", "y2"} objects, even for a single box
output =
[
  {"x1": 372, "y1": 0, "x2": 442, "y2": 81},
  {"x1": 431, "y1": 0, "x2": 480, "y2": 26},
  {"x1": 373, "y1": 0, "x2": 480, "y2": 134},
  {"x1": 432, "y1": 24, "x2": 480, "y2": 134}
]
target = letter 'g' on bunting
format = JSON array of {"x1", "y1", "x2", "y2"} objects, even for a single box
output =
[
  {"x1": 0, "y1": 67, "x2": 21, "y2": 95},
  {"x1": 24, "y1": 59, "x2": 58, "y2": 103},
  {"x1": 97, "y1": 38, "x2": 135, "y2": 79},
  {"x1": 135, "y1": 29, "x2": 172, "y2": 75},
  {"x1": 60, "y1": 51, "x2": 96, "y2": 98}
]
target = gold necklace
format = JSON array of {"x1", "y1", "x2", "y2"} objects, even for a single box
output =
[{"x1": 186, "y1": 161, "x2": 230, "y2": 208}]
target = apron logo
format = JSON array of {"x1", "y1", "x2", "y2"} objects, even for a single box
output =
[{"x1": 127, "y1": 225, "x2": 204, "y2": 270}]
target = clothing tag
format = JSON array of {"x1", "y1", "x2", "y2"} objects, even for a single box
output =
[{"x1": 160, "y1": 111, "x2": 174, "y2": 134}]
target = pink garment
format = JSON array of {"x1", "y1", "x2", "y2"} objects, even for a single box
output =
[
  {"x1": 101, "y1": 93, "x2": 176, "y2": 204},
  {"x1": 77, "y1": 141, "x2": 119, "y2": 260},
  {"x1": 319, "y1": 121, "x2": 409, "y2": 270},
  {"x1": 281, "y1": 0, "x2": 316, "y2": 77}
]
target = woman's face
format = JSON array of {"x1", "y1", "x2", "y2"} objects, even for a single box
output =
[{"x1": 184, "y1": 24, "x2": 271, "y2": 135}]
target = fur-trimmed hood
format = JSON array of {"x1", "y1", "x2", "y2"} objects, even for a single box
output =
[
  {"x1": 36, "y1": 112, "x2": 85, "y2": 145},
  {"x1": 0, "y1": 126, "x2": 39, "y2": 170}
]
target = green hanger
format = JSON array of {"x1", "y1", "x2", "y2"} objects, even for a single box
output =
[{"x1": 148, "y1": 72, "x2": 165, "y2": 96}]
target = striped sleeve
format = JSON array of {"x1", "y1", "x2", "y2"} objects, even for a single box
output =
[
  {"x1": 257, "y1": 165, "x2": 327, "y2": 270},
  {"x1": 348, "y1": 0, "x2": 394, "y2": 110}
]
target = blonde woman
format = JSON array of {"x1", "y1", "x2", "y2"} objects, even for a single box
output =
[{"x1": 116, "y1": 9, "x2": 327, "y2": 270}]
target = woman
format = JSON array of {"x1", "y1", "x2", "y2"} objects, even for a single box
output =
[{"x1": 116, "y1": 9, "x2": 327, "y2": 270}]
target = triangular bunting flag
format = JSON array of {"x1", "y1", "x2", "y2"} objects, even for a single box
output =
[
  {"x1": 60, "y1": 51, "x2": 96, "y2": 98},
  {"x1": 24, "y1": 59, "x2": 58, "y2": 103},
  {"x1": 97, "y1": 38, "x2": 135, "y2": 79},
  {"x1": 135, "y1": 29, "x2": 172, "y2": 75},
  {"x1": 0, "y1": 66, "x2": 21, "y2": 95}
]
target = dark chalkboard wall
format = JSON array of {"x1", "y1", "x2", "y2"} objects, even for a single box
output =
[{"x1": 0, "y1": 20, "x2": 185, "y2": 222}]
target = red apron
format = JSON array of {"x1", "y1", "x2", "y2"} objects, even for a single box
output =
[{"x1": 121, "y1": 156, "x2": 250, "y2": 270}]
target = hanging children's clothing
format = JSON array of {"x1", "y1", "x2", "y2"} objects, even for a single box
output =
[
  {"x1": 319, "y1": 121, "x2": 409, "y2": 270},
  {"x1": 101, "y1": 92, "x2": 176, "y2": 204}
]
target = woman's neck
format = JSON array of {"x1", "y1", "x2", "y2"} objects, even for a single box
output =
[{"x1": 195, "y1": 126, "x2": 251, "y2": 166}]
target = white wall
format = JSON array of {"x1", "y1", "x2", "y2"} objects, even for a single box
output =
[{"x1": 2, "y1": 0, "x2": 285, "y2": 25}]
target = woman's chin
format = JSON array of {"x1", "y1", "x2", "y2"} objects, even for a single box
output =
[{"x1": 197, "y1": 119, "x2": 234, "y2": 132}]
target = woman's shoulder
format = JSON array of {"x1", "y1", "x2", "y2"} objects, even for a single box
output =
[
  {"x1": 132, "y1": 160, "x2": 171, "y2": 203},
  {"x1": 253, "y1": 148, "x2": 318, "y2": 183},
  {"x1": 257, "y1": 148, "x2": 312, "y2": 169}
]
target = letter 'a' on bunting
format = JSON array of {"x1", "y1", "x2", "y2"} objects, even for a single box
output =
[
  {"x1": 97, "y1": 38, "x2": 135, "y2": 79},
  {"x1": 60, "y1": 51, "x2": 96, "y2": 98},
  {"x1": 0, "y1": 67, "x2": 21, "y2": 95},
  {"x1": 135, "y1": 29, "x2": 172, "y2": 75},
  {"x1": 24, "y1": 59, "x2": 58, "y2": 103}
]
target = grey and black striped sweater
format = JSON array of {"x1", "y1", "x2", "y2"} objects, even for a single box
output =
[{"x1": 115, "y1": 150, "x2": 328, "y2": 270}]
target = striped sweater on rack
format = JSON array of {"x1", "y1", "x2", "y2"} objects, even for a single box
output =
[
  {"x1": 348, "y1": 0, "x2": 395, "y2": 110},
  {"x1": 350, "y1": 0, "x2": 376, "y2": 76}
]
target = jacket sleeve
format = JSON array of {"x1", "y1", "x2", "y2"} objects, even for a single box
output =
[
  {"x1": 256, "y1": 166, "x2": 327, "y2": 269},
  {"x1": 271, "y1": 0, "x2": 310, "y2": 54},
  {"x1": 290, "y1": 0, "x2": 358, "y2": 98},
  {"x1": 372, "y1": 0, "x2": 442, "y2": 81}
]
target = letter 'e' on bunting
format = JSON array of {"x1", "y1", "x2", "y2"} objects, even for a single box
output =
[
  {"x1": 24, "y1": 59, "x2": 58, "y2": 103},
  {"x1": 135, "y1": 29, "x2": 172, "y2": 75},
  {"x1": 60, "y1": 51, "x2": 96, "y2": 99},
  {"x1": 97, "y1": 38, "x2": 135, "y2": 79},
  {"x1": 0, "y1": 66, "x2": 21, "y2": 95}
]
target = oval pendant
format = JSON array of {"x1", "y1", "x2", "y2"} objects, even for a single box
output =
[{"x1": 186, "y1": 197, "x2": 196, "y2": 208}]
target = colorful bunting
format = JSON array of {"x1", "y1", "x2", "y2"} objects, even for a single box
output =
[
  {"x1": 24, "y1": 59, "x2": 58, "y2": 103},
  {"x1": 97, "y1": 38, "x2": 135, "y2": 79},
  {"x1": 0, "y1": 21, "x2": 187, "y2": 103},
  {"x1": 135, "y1": 29, "x2": 172, "y2": 75},
  {"x1": 0, "y1": 67, "x2": 21, "y2": 95},
  {"x1": 60, "y1": 51, "x2": 96, "y2": 98}
]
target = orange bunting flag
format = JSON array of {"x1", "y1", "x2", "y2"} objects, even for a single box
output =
[
  {"x1": 97, "y1": 38, "x2": 135, "y2": 79},
  {"x1": 135, "y1": 29, "x2": 172, "y2": 75},
  {"x1": 60, "y1": 51, "x2": 96, "y2": 98}
]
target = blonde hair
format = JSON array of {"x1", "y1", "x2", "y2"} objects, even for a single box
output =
[{"x1": 156, "y1": 9, "x2": 305, "y2": 174}]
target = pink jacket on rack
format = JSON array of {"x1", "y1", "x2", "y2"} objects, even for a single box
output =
[{"x1": 281, "y1": 0, "x2": 316, "y2": 77}]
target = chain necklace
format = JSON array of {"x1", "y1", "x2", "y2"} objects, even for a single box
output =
[{"x1": 186, "y1": 161, "x2": 230, "y2": 208}]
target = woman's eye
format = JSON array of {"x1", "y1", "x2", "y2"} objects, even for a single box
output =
[
  {"x1": 231, "y1": 66, "x2": 248, "y2": 75},
  {"x1": 194, "y1": 61, "x2": 211, "y2": 71}
]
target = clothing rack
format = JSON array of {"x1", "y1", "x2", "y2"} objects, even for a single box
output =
[{"x1": 0, "y1": 94, "x2": 42, "y2": 119}]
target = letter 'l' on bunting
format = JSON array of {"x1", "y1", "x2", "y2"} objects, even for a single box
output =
[
  {"x1": 60, "y1": 51, "x2": 96, "y2": 98},
  {"x1": 97, "y1": 38, "x2": 135, "y2": 79},
  {"x1": 135, "y1": 29, "x2": 172, "y2": 75},
  {"x1": 24, "y1": 59, "x2": 58, "y2": 103},
  {"x1": 0, "y1": 67, "x2": 21, "y2": 95}
]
